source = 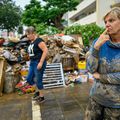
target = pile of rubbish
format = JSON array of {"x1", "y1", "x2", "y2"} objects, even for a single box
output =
[
  {"x1": 15, "y1": 81, "x2": 35, "y2": 95},
  {"x1": 64, "y1": 70, "x2": 94, "y2": 87},
  {"x1": 0, "y1": 36, "x2": 30, "y2": 94},
  {"x1": 0, "y1": 34, "x2": 91, "y2": 95},
  {"x1": 41, "y1": 34, "x2": 85, "y2": 64}
]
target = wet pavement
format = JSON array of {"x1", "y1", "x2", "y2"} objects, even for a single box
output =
[
  {"x1": 0, "y1": 93, "x2": 32, "y2": 120},
  {"x1": 0, "y1": 83, "x2": 92, "y2": 120}
]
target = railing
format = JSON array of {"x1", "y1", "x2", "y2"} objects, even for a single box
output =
[
  {"x1": 68, "y1": 0, "x2": 96, "y2": 19},
  {"x1": 69, "y1": 12, "x2": 96, "y2": 26}
]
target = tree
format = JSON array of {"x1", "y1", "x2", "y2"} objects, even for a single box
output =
[
  {"x1": 18, "y1": 24, "x2": 23, "y2": 34},
  {"x1": 22, "y1": 0, "x2": 80, "y2": 30},
  {"x1": 22, "y1": 0, "x2": 43, "y2": 27},
  {"x1": 0, "y1": 0, "x2": 22, "y2": 34}
]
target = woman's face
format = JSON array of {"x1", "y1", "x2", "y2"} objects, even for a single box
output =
[
  {"x1": 104, "y1": 14, "x2": 120, "y2": 35},
  {"x1": 26, "y1": 32, "x2": 35, "y2": 41}
]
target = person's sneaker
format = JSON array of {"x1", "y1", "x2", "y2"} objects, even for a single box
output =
[
  {"x1": 36, "y1": 96, "x2": 45, "y2": 103},
  {"x1": 32, "y1": 92, "x2": 39, "y2": 100}
]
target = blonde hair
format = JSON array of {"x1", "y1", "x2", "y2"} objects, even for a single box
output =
[
  {"x1": 104, "y1": 7, "x2": 120, "y2": 20},
  {"x1": 25, "y1": 26, "x2": 36, "y2": 34}
]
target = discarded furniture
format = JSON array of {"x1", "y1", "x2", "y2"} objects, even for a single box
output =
[
  {"x1": 43, "y1": 63, "x2": 65, "y2": 88},
  {"x1": 0, "y1": 57, "x2": 6, "y2": 96}
]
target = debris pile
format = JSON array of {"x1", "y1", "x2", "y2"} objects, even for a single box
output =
[{"x1": 0, "y1": 34, "x2": 92, "y2": 95}]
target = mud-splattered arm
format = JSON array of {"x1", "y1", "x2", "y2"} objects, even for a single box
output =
[
  {"x1": 87, "y1": 46, "x2": 99, "y2": 74},
  {"x1": 100, "y1": 72, "x2": 120, "y2": 84}
]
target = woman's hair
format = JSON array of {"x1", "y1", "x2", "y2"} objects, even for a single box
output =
[
  {"x1": 25, "y1": 26, "x2": 36, "y2": 34},
  {"x1": 104, "y1": 7, "x2": 120, "y2": 20}
]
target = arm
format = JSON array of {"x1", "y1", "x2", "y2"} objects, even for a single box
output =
[
  {"x1": 87, "y1": 43, "x2": 99, "y2": 73},
  {"x1": 37, "y1": 41, "x2": 48, "y2": 70},
  {"x1": 87, "y1": 29, "x2": 110, "y2": 73},
  {"x1": 100, "y1": 72, "x2": 120, "y2": 84},
  {"x1": 93, "y1": 72, "x2": 120, "y2": 84}
]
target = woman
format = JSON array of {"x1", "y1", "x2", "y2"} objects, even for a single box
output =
[
  {"x1": 85, "y1": 7, "x2": 120, "y2": 120},
  {"x1": 25, "y1": 26, "x2": 48, "y2": 103}
]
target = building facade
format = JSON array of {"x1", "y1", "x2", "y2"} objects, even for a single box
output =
[{"x1": 65, "y1": 0, "x2": 120, "y2": 27}]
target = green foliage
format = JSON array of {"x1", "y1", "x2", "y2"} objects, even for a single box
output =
[
  {"x1": 64, "y1": 24, "x2": 104, "y2": 46},
  {"x1": 0, "y1": 0, "x2": 22, "y2": 32},
  {"x1": 35, "y1": 24, "x2": 61, "y2": 35},
  {"x1": 35, "y1": 24, "x2": 47, "y2": 35},
  {"x1": 22, "y1": 0, "x2": 80, "y2": 30},
  {"x1": 22, "y1": 0, "x2": 44, "y2": 26}
]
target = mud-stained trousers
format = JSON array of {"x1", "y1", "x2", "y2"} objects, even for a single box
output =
[{"x1": 84, "y1": 98, "x2": 120, "y2": 120}]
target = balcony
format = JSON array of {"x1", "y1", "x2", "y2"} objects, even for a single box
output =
[
  {"x1": 68, "y1": 0, "x2": 96, "y2": 19},
  {"x1": 69, "y1": 12, "x2": 96, "y2": 26},
  {"x1": 111, "y1": 0, "x2": 120, "y2": 7}
]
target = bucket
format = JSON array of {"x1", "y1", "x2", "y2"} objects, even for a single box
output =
[{"x1": 78, "y1": 60, "x2": 86, "y2": 70}]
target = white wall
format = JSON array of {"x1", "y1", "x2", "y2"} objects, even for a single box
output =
[
  {"x1": 69, "y1": 12, "x2": 96, "y2": 26},
  {"x1": 96, "y1": 0, "x2": 114, "y2": 27},
  {"x1": 66, "y1": 0, "x2": 119, "y2": 27},
  {"x1": 68, "y1": 0, "x2": 96, "y2": 19}
]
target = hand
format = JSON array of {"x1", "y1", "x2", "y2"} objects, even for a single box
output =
[
  {"x1": 93, "y1": 72, "x2": 100, "y2": 79},
  {"x1": 94, "y1": 29, "x2": 110, "y2": 50},
  {"x1": 37, "y1": 62, "x2": 42, "y2": 70}
]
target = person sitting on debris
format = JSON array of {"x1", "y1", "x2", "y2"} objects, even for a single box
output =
[
  {"x1": 85, "y1": 7, "x2": 120, "y2": 120},
  {"x1": 25, "y1": 26, "x2": 48, "y2": 103}
]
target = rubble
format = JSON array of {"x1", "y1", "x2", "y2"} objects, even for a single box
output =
[
  {"x1": 0, "y1": 34, "x2": 91, "y2": 95},
  {"x1": 41, "y1": 34, "x2": 86, "y2": 70}
]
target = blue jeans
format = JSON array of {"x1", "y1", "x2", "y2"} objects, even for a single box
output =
[{"x1": 26, "y1": 60, "x2": 46, "y2": 90}]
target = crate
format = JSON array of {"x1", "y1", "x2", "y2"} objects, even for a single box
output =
[
  {"x1": 43, "y1": 63, "x2": 65, "y2": 89},
  {"x1": 62, "y1": 57, "x2": 75, "y2": 71},
  {"x1": 0, "y1": 57, "x2": 6, "y2": 97}
]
